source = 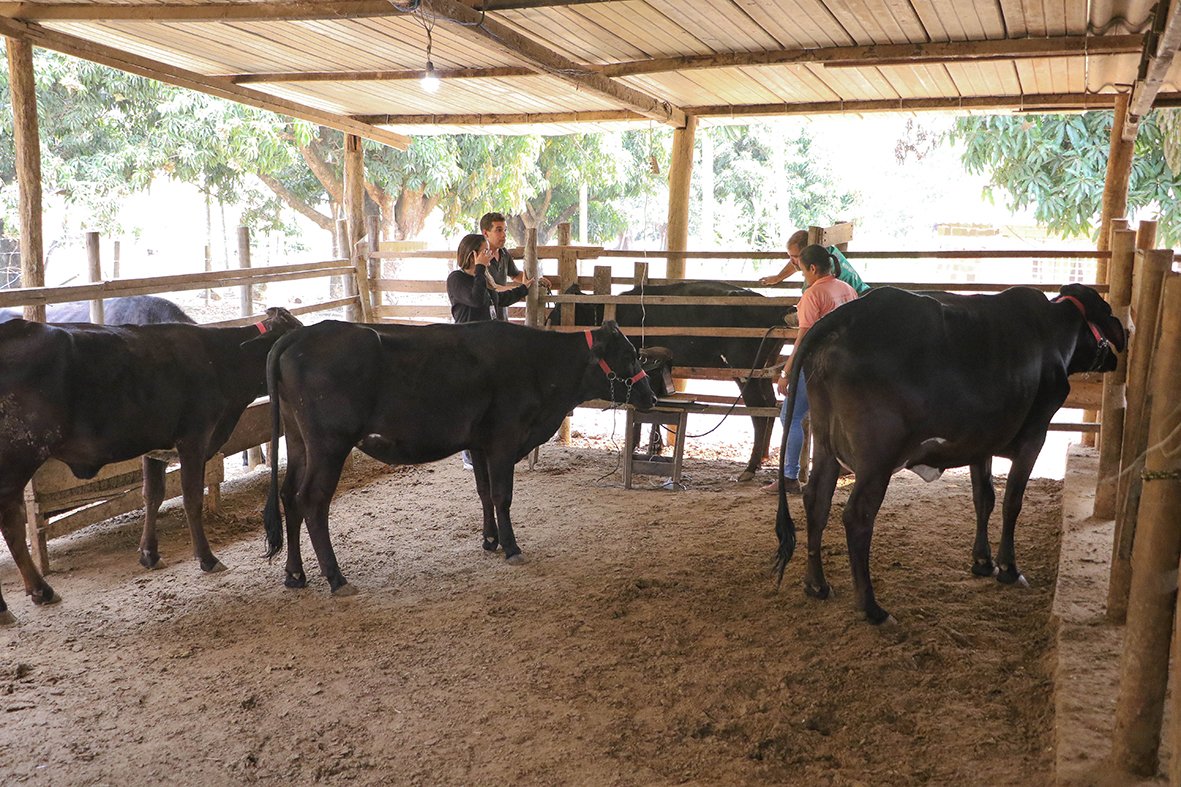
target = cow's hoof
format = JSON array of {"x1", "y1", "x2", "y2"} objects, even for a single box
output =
[
  {"x1": 736, "y1": 469, "x2": 757, "y2": 482},
  {"x1": 284, "y1": 572, "x2": 307, "y2": 589},
  {"x1": 0, "y1": 609, "x2": 15, "y2": 626},
  {"x1": 971, "y1": 559, "x2": 996, "y2": 578},
  {"x1": 996, "y1": 566, "x2": 1028, "y2": 587},
  {"x1": 331, "y1": 583, "x2": 358, "y2": 598},
  {"x1": 803, "y1": 582, "x2": 831, "y2": 600},
  {"x1": 505, "y1": 553, "x2": 527, "y2": 566},
  {"x1": 482, "y1": 537, "x2": 499, "y2": 553},
  {"x1": 31, "y1": 589, "x2": 61, "y2": 606},
  {"x1": 199, "y1": 558, "x2": 228, "y2": 573},
  {"x1": 139, "y1": 552, "x2": 166, "y2": 571}
]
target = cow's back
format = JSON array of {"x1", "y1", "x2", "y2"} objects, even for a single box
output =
[
  {"x1": 613, "y1": 281, "x2": 790, "y2": 369},
  {"x1": 48, "y1": 296, "x2": 195, "y2": 325}
]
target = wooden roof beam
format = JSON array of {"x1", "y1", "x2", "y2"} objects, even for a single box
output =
[
  {"x1": 1127, "y1": 0, "x2": 1181, "y2": 138},
  {"x1": 229, "y1": 66, "x2": 535, "y2": 84},
  {"x1": 0, "y1": 17, "x2": 412, "y2": 150},
  {"x1": 684, "y1": 92, "x2": 1181, "y2": 117},
  {"x1": 413, "y1": 0, "x2": 687, "y2": 127},
  {"x1": 356, "y1": 109, "x2": 643, "y2": 124},
  {"x1": 597, "y1": 35, "x2": 1145, "y2": 77},
  {"x1": 0, "y1": 1, "x2": 623, "y2": 21}
]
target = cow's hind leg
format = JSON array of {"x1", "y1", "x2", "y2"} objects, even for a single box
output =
[
  {"x1": 281, "y1": 439, "x2": 308, "y2": 588},
  {"x1": 176, "y1": 443, "x2": 224, "y2": 572},
  {"x1": 969, "y1": 458, "x2": 997, "y2": 577},
  {"x1": 298, "y1": 448, "x2": 353, "y2": 595},
  {"x1": 0, "y1": 495, "x2": 59, "y2": 616},
  {"x1": 738, "y1": 378, "x2": 776, "y2": 482},
  {"x1": 995, "y1": 447, "x2": 1040, "y2": 588},
  {"x1": 138, "y1": 456, "x2": 168, "y2": 570},
  {"x1": 842, "y1": 472, "x2": 892, "y2": 624},
  {"x1": 469, "y1": 448, "x2": 499, "y2": 553},
  {"x1": 802, "y1": 448, "x2": 841, "y2": 600}
]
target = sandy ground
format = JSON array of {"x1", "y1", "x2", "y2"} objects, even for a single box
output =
[{"x1": 0, "y1": 427, "x2": 1065, "y2": 786}]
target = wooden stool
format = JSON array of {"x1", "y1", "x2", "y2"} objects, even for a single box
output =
[{"x1": 623, "y1": 408, "x2": 688, "y2": 489}]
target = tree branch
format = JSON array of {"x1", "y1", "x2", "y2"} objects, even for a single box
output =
[{"x1": 255, "y1": 171, "x2": 334, "y2": 232}]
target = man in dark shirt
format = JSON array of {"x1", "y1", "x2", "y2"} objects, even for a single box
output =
[{"x1": 480, "y1": 212, "x2": 552, "y2": 318}]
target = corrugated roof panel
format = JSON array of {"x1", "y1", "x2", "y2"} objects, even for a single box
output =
[
  {"x1": 572, "y1": 1, "x2": 712, "y2": 59},
  {"x1": 497, "y1": 5, "x2": 655, "y2": 63},
  {"x1": 645, "y1": 0, "x2": 783, "y2": 53},
  {"x1": 876, "y1": 63, "x2": 960, "y2": 97},
  {"x1": 732, "y1": 64, "x2": 843, "y2": 102},
  {"x1": 806, "y1": 63, "x2": 900, "y2": 100}
]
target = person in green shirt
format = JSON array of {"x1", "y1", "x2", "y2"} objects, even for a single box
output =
[{"x1": 758, "y1": 229, "x2": 871, "y2": 294}]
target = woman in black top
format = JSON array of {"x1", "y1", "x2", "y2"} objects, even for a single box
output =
[{"x1": 446, "y1": 233, "x2": 531, "y2": 323}]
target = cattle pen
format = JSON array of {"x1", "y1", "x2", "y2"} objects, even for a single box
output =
[{"x1": 0, "y1": 220, "x2": 1177, "y2": 782}]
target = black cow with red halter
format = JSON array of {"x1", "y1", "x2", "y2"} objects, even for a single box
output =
[
  {"x1": 772, "y1": 284, "x2": 1125, "y2": 625},
  {"x1": 263, "y1": 319, "x2": 655, "y2": 595},
  {"x1": 0, "y1": 308, "x2": 303, "y2": 623}
]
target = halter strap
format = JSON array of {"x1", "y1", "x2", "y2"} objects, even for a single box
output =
[
  {"x1": 1052, "y1": 295, "x2": 1105, "y2": 345},
  {"x1": 585, "y1": 329, "x2": 647, "y2": 384},
  {"x1": 255, "y1": 321, "x2": 268, "y2": 334}
]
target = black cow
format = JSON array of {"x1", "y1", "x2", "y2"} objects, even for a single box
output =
[
  {"x1": 263, "y1": 319, "x2": 655, "y2": 595},
  {"x1": 0, "y1": 308, "x2": 303, "y2": 623},
  {"x1": 772, "y1": 284, "x2": 1125, "y2": 624},
  {"x1": 549, "y1": 281, "x2": 794, "y2": 480},
  {"x1": 0, "y1": 295, "x2": 195, "y2": 324}
]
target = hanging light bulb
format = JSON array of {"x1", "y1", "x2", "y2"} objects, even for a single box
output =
[{"x1": 421, "y1": 61, "x2": 440, "y2": 94}]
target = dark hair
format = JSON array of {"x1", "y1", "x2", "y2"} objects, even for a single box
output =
[
  {"x1": 787, "y1": 230, "x2": 809, "y2": 251},
  {"x1": 479, "y1": 212, "x2": 506, "y2": 233},
  {"x1": 800, "y1": 244, "x2": 841, "y2": 277},
  {"x1": 457, "y1": 233, "x2": 486, "y2": 271}
]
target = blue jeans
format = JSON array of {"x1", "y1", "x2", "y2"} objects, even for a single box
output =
[{"x1": 779, "y1": 373, "x2": 809, "y2": 480}]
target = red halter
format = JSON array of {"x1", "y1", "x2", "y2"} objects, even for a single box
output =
[
  {"x1": 585, "y1": 330, "x2": 647, "y2": 384},
  {"x1": 1052, "y1": 295, "x2": 1105, "y2": 346},
  {"x1": 255, "y1": 321, "x2": 268, "y2": 334}
]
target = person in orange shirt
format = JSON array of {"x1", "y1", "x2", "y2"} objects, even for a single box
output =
[{"x1": 762, "y1": 244, "x2": 859, "y2": 494}]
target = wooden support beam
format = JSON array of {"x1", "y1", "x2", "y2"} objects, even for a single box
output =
[
  {"x1": 0, "y1": 1, "x2": 399, "y2": 22},
  {"x1": 358, "y1": 109, "x2": 641, "y2": 125},
  {"x1": 5, "y1": 35, "x2": 44, "y2": 323},
  {"x1": 1093, "y1": 229, "x2": 1136, "y2": 518},
  {"x1": 665, "y1": 115, "x2": 697, "y2": 280},
  {"x1": 597, "y1": 35, "x2": 1145, "y2": 77},
  {"x1": 344, "y1": 134, "x2": 372, "y2": 322},
  {"x1": 230, "y1": 66, "x2": 535, "y2": 84},
  {"x1": 1128, "y1": 0, "x2": 1181, "y2": 126},
  {"x1": 686, "y1": 92, "x2": 1181, "y2": 117},
  {"x1": 416, "y1": 0, "x2": 687, "y2": 127},
  {"x1": 1098, "y1": 94, "x2": 1137, "y2": 262},
  {"x1": 0, "y1": 18, "x2": 411, "y2": 150}
]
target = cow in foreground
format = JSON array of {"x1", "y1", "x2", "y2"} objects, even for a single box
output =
[
  {"x1": 772, "y1": 284, "x2": 1125, "y2": 624},
  {"x1": 0, "y1": 295, "x2": 195, "y2": 325},
  {"x1": 0, "y1": 308, "x2": 302, "y2": 623},
  {"x1": 263, "y1": 319, "x2": 655, "y2": 595},
  {"x1": 551, "y1": 281, "x2": 793, "y2": 481}
]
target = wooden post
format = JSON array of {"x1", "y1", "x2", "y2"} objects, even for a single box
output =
[
  {"x1": 593, "y1": 265, "x2": 613, "y2": 322},
  {"x1": 344, "y1": 134, "x2": 372, "y2": 323},
  {"x1": 1135, "y1": 219, "x2": 1157, "y2": 254},
  {"x1": 237, "y1": 226, "x2": 263, "y2": 469},
  {"x1": 335, "y1": 218, "x2": 355, "y2": 319},
  {"x1": 86, "y1": 231, "x2": 104, "y2": 325},
  {"x1": 665, "y1": 115, "x2": 697, "y2": 280},
  {"x1": 1110, "y1": 272, "x2": 1181, "y2": 777},
  {"x1": 6, "y1": 37, "x2": 45, "y2": 323},
  {"x1": 1085, "y1": 218, "x2": 1129, "y2": 446},
  {"x1": 113, "y1": 239, "x2": 121, "y2": 280},
  {"x1": 633, "y1": 261, "x2": 650, "y2": 289},
  {"x1": 556, "y1": 223, "x2": 576, "y2": 446},
  {"x1": 1108, "y1": 249, "x2": 1174, "y2": 622},
  {"x1": 1097, "y1": 92, "x2": 1136, "y2": 283},
  {"x1": 366, "y1": 214, "x2": 381, "y2": 317},
  {"x1": 524, "y1": 227, "x2": 540, "y2": 327},
  {"x1": 1093, "y1": 229, "x2": 1135, "y2": 516},
  {"x1": 203, "y1": 243, "x2": 212, "y2": 305},
  {"x1": 1171, "y1": 586, "x2": 1181, "y2": 787}
]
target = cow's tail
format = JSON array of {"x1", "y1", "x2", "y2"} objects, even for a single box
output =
[
  {"x1": 771, "y1": 339, "x2": 805, "y2": 587},
  {"x1": 263, "y1": 330, "x2": 300, "y2": 560}
]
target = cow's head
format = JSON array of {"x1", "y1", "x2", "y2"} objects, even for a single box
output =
[
  {"x1": 1056, "y1": 283, "x2": 1126, "y2": 373},
  {"x1": 586, "y1": 321, "x2": 656, "y2": 411},
  {"x1": 546, "y1": 283, "x2": 603, "y2": 328},
  {"x1": 240, "y1": 307, "x2": 304, "y2": 356}
]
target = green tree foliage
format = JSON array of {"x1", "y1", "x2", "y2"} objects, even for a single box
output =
[
  {"x1": 699, "y1": 124, "x2": 856, "y2": 248},
  {"x1": 951, "y1": 111, "x2": 1181, "y2": 245}
]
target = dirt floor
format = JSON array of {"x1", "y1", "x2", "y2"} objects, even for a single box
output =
[{"x1": 0, "y1": 433, "x2": 1063, "y2": 786}]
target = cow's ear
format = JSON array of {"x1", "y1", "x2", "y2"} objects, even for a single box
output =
[{"x1": 1099, "y1": 313, "x2": 1128, "y2": 352}]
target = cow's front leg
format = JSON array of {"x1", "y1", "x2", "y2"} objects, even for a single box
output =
[
  {"x1": 969, "y1": 458, "x2": 997, "y2": 577},
  {"x1": 138, "y1": 455, "x2": 168, "y2": 570},
  {"x1": 0, "y1": 495, "x2": 59, "y2": 616},
  {"x1": 485, "y1": 455, "x2": 523, "y2": 564},
  {"x1": 738, "y1": 378, "x2": 776, "y2": 482},
  {"x1": 469, "y1": 448, "x2": 499, "y2": 553},
  {"x1": 996, "y1": 447, "x2": 1039, "y2": 588},
  {"x1": 176, "y1": 444, "x2": 224, "y2": 573},
  {"x1": 802, "y1": 449, "x2": 841, "y2": 599}
]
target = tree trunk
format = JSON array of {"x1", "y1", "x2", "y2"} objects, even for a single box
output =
[
  {"x1": 393, "y1": 187, "x2": 438, "y2": 240},
  {"x1": 256, "y1": 172, "x2": 335, "y2": 232}
]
